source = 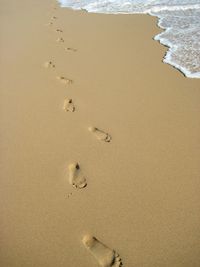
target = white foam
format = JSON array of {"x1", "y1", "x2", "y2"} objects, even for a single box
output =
[{"x1": 58, "y1": 0, "x2": 200, "y2": 78}]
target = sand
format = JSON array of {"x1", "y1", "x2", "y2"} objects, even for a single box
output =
[{"x1": 0, "y1": 0, "x2": 200, "y2": 266}]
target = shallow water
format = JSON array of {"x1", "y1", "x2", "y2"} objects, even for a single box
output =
[{"x1": 58, "y1": 0, "x2": 200, "y2": 78}]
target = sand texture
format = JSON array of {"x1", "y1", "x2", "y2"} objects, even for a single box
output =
[{"x1": 0, "y1": 0, "x2": 200, "y2": 266}]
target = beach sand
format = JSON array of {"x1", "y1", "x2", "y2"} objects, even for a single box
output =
[{"x1": 0, "y1": 0, "x2": 200, "y2": 266}]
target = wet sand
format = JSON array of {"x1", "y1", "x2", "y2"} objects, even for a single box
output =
[{"x1": 0, "y1": 0, "x2": 200, "y2": 266}]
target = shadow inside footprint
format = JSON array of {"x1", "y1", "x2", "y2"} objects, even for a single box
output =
[
  {"x1": 56, "y1": 37, "x2": 64, "y2": 43},
  {"x1": 44, "y1": 61, "x2": 55, "y2": 68},
  {"x1": 65, "y1": 47, "x2": 77, "y2": 52},
  {"x1": 46, "y1": 21, "x2": 53, "y2": 26},
  {"x1": 88, "y1": 127, "x2": 111, "y2": 142},
  {"x1": 56, "y1": 76, "x2": 73, "y2": 85},
  {"x1": 55, "y1": 29, "x2": 63, "y2": 33}
]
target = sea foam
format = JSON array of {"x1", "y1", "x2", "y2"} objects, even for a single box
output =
[{"x1": 58, "y1": 0, "x2": 200, "y2": 78}]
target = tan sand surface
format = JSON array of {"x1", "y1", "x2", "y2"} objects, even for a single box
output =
[{"x1": 0, "y1": 0, "x2": 200, "y2": 266}]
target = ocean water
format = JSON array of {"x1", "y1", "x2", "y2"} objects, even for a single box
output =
[{"x1": 58, "y1": 0, "x2": 200, "y2": 78}]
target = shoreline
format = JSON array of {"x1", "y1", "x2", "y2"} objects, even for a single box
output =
[
  {"x1": 153, "y1": 13, "x2": 200, "y2": 79},
  {"x1": 58, "y1": 0, "x2": 200, "y2": 79},
  {"x1": 1, "y1": 0, "x2": 200, "y2": 266}
]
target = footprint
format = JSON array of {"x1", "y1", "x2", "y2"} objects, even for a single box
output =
[
  {"x1": 51, "y1": 16, "x2": 57, "y2": 20},
  {"x1": 65, "y1": 47, "x2": 77, "y2": 52},
  {"x1": 51, "y1": 2, "x2": 58, "y2": 10},
  {"x1": 56, "y1": 37, "x2": 64, "y2": 43},
  {"x1": 55, "y1": 29, "x2": 63, "y2": 33},
  {"x1": 88, "y1": 127, "x2": 111, "y2": 142},
  {"x1": 46, "y1": 21, "x2": 53, "y2": 26},
  {"x1": 82, "y1": 235, "x2": 122, "y2": 267},
  {"x1": 56, "y1": 76, "x2": 73, "y2": 85},
  {"x1": 68, "y1": 163, "x2": 87, "y2": 189},
  {"x1": 63, "y1": 98, "x2": 75, "y2": 112},
  {"x1": 67, "y1": 192, "x2": 73, "y2": 198},
  {"x1": 44, "y1": 61, "x2": 55, "y2": 68}
]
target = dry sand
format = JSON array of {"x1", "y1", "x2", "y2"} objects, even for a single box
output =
[{"x1": 0, "y1": 0, "x2": 200, "y2": 266}]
